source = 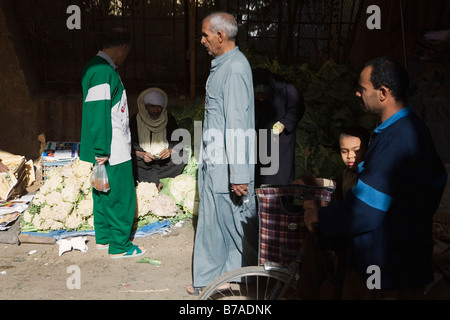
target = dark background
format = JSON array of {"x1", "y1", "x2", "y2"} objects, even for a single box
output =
[{"x1": 0, "y1": 0, "x2": 449, "y2": 162}]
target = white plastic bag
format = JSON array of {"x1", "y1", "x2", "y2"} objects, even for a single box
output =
[{"x1": 90, "y1": 163, "x2": 110, "y2": 192}]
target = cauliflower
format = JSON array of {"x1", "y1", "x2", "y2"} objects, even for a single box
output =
[
  {"x1": 71, "y1": 159, "x2": 93, "y2": 178},
  {"x1": 136, "y1": 182, "x2": 159, "y2": 200},
  {"x1": 81, "y1": 176, "x2": 92, "y2": 195},
  {"x1": 65, "y1": 212, "x2": 84, "y2": 230},
  {"x1": 137, "y1": 200, "x2": 153, "y2": 218},
  {"x1": 21, "y1": 159, "x2": 93, "y2": 232},
  {"x1": 135, "y1": 182, "x2": 161, "y2": 217},
  {"x1": 168, "y1": 174, "x2": 197, "y2": 204},
  {"x1": 39, "y1": 203, "x2": 72, "y2": 223},
  {"x1": 22, "y1": 159, "x2": 195, "y2": 232},
  {"x1": 59, "y1": 164, "x2": 75, "y2": 179},
  {"x1": 183, "y1": 188, "x2": 200, "y2": 216},
  {"x1": 39, "y1": 171, "x2": 64, "y2": 195},
  {"x1": 31, "y1": 215, "x2": 44, "y2": 230},
  {"x1": 23, "y1": 210, "x2": 33, "y2": 223},
  {"x1": 61, "y1": 182, "x2": 81, "y2": 203},
  {"x1": 149, "y1": 194, "x2": 178, "y2": 217},
  {"x1": 182, "y1": 149, "x2": 199, "y2": 177},
  {"x1": 53, "y1": 201, "x2": 74, "y2": 219},
  {"x1": 42, "y1": 219, "x2": 65, "y2": 231},
  {"x1": 135, "y1": 181, "x2": 179, "y2": 218},
  {"x1": 45, "y1": 191, "x2": 63, "y2": 207},
  {"x1": 39, "y1": 205, "x2": 56, "y2": 221},
  {"x1": 31, "y1": 193, "x2": 46, "y2": 207},
  {"x1": 76, "y1": 197, "x2": 93, "y2": 218}
]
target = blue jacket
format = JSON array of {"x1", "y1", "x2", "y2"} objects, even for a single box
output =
[{"x1": 319, "y1": 106, "x2": 448, "y2": 289}]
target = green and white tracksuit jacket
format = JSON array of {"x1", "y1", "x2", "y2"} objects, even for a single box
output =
[{"x1": 80, "y1": 51, "x2": 131, "y2": 165}]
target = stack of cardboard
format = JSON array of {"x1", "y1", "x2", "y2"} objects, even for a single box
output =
[{"x1": 0, "y1": 154, "x2": 29, "y2": 201}]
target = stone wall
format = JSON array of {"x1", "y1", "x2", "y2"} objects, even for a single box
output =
[{"x1": 0, "y1": 2, "x2": 40, "y2": 160}]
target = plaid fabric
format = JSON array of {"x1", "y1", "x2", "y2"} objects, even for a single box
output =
[{"x1": 257, "y1": 185, "x2": 335, "y2": 265}]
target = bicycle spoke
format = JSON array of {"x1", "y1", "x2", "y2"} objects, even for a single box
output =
[{"x1": 199, "y1": 266, "x2": 297, "y2": 300}]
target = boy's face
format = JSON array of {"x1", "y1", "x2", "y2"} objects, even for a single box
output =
[{"x1": 340, "y1": 135, "x2": 363, "y2": 169}]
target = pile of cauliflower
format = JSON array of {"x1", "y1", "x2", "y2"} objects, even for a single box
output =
[{"x1": 22, "y1": 158, "x2": 199, "y2": 232}]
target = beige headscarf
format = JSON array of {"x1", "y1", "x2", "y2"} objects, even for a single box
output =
[{"x1": 136, "y1": 88, "x2": 169, "y2": 155}]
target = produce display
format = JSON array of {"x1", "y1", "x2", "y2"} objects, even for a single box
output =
[
  {"x1": 21, "y1": 154, "x2": 199, "y2": 233},
  {"x1": 22, "y1": 159, "x2": 94, "y2": 232},
  {"x1": 158, "y1": 152, "x2": 200, "y2": 220}
]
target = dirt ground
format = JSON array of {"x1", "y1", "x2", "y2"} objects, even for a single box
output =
[{"x1": 0, "y1": 220, "x2": 197, "y2": 300}]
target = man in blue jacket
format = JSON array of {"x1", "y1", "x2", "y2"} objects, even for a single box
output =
[{"x1": 304, "y1": 56, "x2": 447, "y2": 299}]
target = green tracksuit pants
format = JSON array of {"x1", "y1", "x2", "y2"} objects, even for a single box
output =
[{"x1": 92, "y1": 160, "x2": 136, "y2": 254}]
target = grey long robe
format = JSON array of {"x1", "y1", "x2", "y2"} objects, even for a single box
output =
[{"x1": 192, "y1": 47, "x2": 258, "y2": 287}]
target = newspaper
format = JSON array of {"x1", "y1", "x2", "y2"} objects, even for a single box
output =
[{"x1": 0, "y1": 195, "x2": 32, "y2": 231}]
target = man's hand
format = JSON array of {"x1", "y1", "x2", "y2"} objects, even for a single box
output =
[
  {"x1": 95, "y1": 156, "x2": 110, "y2": 165},
  {"x1": 136, "y1": 151, "x2": 154, "y2": 163},
  {"x1": 159, "y1": 148, "x2": 172, "y2": 160},
  {"x1": 231, "y1": 184, "x2": 249, "y2": 197}
]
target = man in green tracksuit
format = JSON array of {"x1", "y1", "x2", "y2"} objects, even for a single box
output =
[{"x1": 80, "y1": 28, "x2": 146, "y2": 259}]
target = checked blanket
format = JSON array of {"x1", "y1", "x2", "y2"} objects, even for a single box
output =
[{"x1": 256, "y1": 185, "x2": 335, "y2": 266}]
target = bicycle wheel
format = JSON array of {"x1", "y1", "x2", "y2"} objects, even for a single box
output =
[{"x1": 198, "y1": 266, "x2": 299, "y2": 300}]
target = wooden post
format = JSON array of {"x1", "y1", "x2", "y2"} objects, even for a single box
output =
[{"x1": 189, "y1": 0, "x2": 196, "y2": 99}]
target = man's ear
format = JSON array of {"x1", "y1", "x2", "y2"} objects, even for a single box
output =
[
  {"x1": 121, "y1": 44, "x2": 129, "y2": 52},
  {"x1": 217, "y1": 31, "x2": 224, "y2": 44},
  {"x1": 378, "y1": 86, "x2": 389, "y2": 102}
]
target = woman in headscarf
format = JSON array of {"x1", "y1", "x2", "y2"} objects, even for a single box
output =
[{"x1": 130, "y1": 87, "x2": 185, "y2": 186}]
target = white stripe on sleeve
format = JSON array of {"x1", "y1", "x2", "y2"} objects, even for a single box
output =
[{"x1": 85, "y1": 83, "x2": 111, "y2": 102}]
